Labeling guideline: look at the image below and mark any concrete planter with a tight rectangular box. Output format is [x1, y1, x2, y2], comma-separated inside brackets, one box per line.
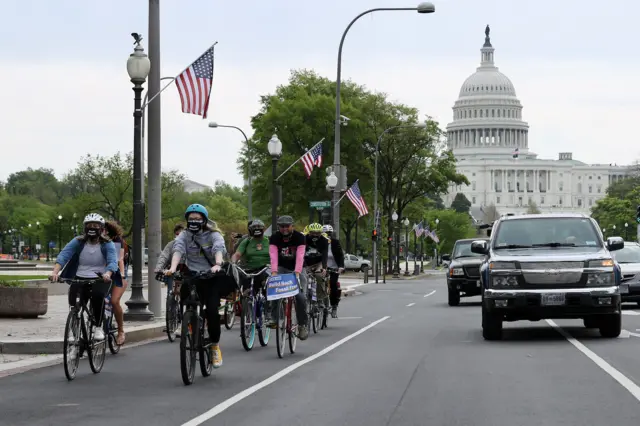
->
[0, 286, 48, 318]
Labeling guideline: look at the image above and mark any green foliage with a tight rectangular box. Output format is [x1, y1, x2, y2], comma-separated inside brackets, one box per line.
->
[0, 279, 24, 288]
[526, 200, 541, 214]
[589, 175, 640, 235]
[450, 193, 471, 213]
[420, 209, 477, 255]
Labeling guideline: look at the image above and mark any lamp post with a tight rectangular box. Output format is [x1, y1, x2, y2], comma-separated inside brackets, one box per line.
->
[392, 211, 399, 278]
[36, 221, 40, 260]
[124, 35, 153, 321]
[403, 217, 410, 276]
[625, 222, 629, 240]
[326, 171, 339, 226]
[413, 222, 419, 275]
[57, 215, 62, 257]
[209, 122, 253, 220]
[372, 123, 426, 284]
[268, 134, 283, 233]
[333, 2, 435, 233]
[433, 218, 440, 268]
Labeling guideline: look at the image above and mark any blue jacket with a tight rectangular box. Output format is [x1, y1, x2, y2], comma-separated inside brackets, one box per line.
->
[57, 237, 119, 279]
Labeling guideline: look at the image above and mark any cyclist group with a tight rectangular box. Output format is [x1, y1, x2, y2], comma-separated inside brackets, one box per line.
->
[49, 203, 346, 372]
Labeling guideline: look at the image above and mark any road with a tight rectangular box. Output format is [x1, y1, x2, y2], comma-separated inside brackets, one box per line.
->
[2, 278, 640, 425]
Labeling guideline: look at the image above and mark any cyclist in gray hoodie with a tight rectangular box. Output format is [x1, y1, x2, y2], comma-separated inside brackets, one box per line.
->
[165, 204, 236, 369]
[155, 223, 185, 296]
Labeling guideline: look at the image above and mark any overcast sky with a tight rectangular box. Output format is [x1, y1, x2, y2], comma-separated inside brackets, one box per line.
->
[1, 0, 637, 187]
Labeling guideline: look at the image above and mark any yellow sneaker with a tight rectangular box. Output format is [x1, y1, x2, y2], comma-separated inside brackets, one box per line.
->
[210, 345, 223, 368]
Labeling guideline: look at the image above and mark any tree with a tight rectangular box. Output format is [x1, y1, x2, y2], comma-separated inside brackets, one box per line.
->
[591, 196, 636, 231]
[5, 168, 61, 205]
[526, 200, 541, 214]
[450, 193, 471, 213]
[482, 203, 500, 224]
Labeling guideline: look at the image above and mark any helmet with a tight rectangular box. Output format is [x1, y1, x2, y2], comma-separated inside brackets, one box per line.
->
[276, 215, 294, 226]
[83, 213, 105, 225]
[322, 224, 333, 233]
[185, 204, 209, 221]
[308, 223, 323, 233]
[249, 219, 265, 232]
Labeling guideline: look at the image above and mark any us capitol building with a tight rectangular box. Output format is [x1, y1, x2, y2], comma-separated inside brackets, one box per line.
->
[443, 26, 630, 220]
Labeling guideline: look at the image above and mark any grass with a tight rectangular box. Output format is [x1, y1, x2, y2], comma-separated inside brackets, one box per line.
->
[0, 275, 49, 281]
[0, 279, 25, 288]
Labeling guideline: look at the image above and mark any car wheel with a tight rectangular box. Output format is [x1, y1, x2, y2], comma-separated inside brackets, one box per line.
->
[482, 303, 503, 340]
[360, 265, 368, 272]
[583, 317, 599, 328]
[599, 313, 621, 338]
[447, 287, 460, 306]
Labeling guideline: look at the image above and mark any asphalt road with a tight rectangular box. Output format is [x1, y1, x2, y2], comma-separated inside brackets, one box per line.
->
[2, 278, 640, 426]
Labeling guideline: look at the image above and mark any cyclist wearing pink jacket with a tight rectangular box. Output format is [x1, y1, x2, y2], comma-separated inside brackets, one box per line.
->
[268, 215, 309, 340]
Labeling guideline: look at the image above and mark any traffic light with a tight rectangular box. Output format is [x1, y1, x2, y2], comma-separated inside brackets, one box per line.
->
[372, 229, 378, 241]
[387, 236, 393, 245]
[636, 205, 640, 224]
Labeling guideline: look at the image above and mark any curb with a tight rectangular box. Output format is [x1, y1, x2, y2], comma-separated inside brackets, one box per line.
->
[0, 322, 166, 355]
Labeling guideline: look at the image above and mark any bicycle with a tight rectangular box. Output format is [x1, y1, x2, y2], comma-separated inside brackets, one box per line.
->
[305, 267, 321, 334]
[156, 271, 183, 342]
[308, 266, 330, 330]
[327, 267, 341, 320]
[235, 265, 270, 351]
[58, 274, 112, 381]
[103, 291, 121, 354]
[222, 287, 241, 330]
[266, 273, 301, 359]
[178, 269, 232, 386]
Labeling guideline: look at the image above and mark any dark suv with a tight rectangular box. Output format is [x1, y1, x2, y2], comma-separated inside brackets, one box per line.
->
[445, 238, 489, 306]
[470, 213, 624, 340]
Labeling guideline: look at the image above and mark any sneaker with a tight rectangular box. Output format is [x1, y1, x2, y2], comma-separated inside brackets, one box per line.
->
[93, 326, 105, 341]
[210, 345, 223, 368]
[331, 306, 338, 318]
[298, 325, 309, 340]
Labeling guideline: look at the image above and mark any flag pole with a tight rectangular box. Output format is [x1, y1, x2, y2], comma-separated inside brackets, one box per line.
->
[141, 41, 218, 110]
[275, 139, 324, 182]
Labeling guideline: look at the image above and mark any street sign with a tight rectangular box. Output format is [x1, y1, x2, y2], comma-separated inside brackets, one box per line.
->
[309, 201, 331, 209]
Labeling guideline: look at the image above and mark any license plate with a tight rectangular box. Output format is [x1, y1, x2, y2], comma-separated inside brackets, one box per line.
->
[541, 293, 565, 306]
[620, 284, 629, 294]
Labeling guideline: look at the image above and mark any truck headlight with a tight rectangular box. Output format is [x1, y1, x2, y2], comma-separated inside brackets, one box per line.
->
[450, 267, 464, 276]
[492, 276, 519, 288]
[586, 273, 615, 287]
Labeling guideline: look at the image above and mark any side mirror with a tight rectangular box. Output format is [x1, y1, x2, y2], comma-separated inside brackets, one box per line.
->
[471, 240, 489, 255]
[607, 236, 624, 252]
[441, 254, 451, 262]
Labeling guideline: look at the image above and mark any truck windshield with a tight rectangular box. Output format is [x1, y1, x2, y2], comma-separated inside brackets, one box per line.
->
[493, 217, 601, 249]
[453, 241, 485, 258]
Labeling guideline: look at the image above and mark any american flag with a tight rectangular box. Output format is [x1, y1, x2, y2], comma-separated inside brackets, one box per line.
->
[414, 222, 424, 237]
[512, 147, 519, 159]
[301, 143, 323, 178]
[175, 45, 215, 119]
[345, 181, 369, 217]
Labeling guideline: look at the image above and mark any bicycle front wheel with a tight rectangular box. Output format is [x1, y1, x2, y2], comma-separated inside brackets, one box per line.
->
[257, 297, 270, 347]
[275, 299, 286, 359]
[166, 295, 178, 342]
[224, 301, 236, 330]
[288, 298, 298, 354]
[240, 297, 256, 351]
[63, 309, 81, 381]
[180, 310, 198, 385]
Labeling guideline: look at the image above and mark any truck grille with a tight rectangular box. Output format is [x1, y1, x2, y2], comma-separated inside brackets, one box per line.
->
[622, 274, 637, 283]
[465, 266, 480, 278]
[519, 261, 584, 286]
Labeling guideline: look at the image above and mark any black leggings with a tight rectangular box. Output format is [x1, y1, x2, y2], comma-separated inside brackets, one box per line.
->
[329, 272, 341, 306]
[68, 278, 111, 328]
[181, 276, 237, 344]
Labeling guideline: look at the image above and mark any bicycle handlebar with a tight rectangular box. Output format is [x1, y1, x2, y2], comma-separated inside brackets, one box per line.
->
[234, 265, 268, 278]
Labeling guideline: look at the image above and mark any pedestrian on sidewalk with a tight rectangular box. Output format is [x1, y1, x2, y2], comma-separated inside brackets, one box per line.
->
[104, 220, 128, 345]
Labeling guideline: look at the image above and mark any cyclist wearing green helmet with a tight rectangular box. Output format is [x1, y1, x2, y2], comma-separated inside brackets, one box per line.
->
[231, 219, 270, 295]
[165, 203, 235, 369]
[304, 222, 330, 313]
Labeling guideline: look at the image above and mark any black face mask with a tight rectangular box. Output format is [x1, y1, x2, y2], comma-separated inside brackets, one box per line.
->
[187, 220, 204, 232]
[86, 229, 99, 238]
[253, 230, 264, 238]
[311, 237, 319, 242]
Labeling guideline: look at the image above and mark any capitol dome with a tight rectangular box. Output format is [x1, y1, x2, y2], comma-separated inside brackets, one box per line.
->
[446, 26, 530, 158]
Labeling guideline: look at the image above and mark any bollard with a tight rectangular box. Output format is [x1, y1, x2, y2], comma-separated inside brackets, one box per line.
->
[413, 264, 420, 275]
[363, 265, 369, 283]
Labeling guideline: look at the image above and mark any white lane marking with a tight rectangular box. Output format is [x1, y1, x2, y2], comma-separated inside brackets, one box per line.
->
[621, 310, 640, 315]
[546, 320, 640, 402]
[53, 403, 79, 407]
[406, 303, 416, 307]
[629, 331, 640, 338]
[424, 290, 436, 298]
[181, 316, 391, 426]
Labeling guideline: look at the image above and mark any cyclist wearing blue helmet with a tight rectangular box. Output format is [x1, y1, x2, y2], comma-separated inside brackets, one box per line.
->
[165, 203, 234, 368]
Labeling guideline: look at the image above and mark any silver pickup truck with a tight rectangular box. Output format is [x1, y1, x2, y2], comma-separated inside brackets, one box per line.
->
[471, 213, 623, 340]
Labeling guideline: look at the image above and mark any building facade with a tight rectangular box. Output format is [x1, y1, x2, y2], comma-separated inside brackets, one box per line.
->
[443, 26, 629, 220]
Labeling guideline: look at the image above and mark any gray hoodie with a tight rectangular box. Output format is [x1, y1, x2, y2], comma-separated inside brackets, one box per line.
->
[172, 227, 226, 273]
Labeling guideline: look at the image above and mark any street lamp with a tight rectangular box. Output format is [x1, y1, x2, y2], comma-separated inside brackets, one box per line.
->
[332, 2, 436, 233]
[434, 218, 440, 268]
[125, 35, 153, 321]
[57, 215, 62, 257]
[372, 122, 427, 283]
[36, 221, 40, 260]
[209, 122, 253, 220]
[625, 222, 629, 240]
[392, 211, 399, 278]
[268, 134, 283, 232]
[402, 217, 410, 276]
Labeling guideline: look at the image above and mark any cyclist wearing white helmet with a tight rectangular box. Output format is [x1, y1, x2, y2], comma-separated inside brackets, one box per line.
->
[323, 224, 345, 318]
[50, 213, 119, 341]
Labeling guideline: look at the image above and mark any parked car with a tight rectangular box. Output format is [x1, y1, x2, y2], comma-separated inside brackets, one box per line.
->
[610, 241, 640, 306]
[445, 238, 490, 306]
[471, 213, 623, 340]
[344, 254, 371, 272]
